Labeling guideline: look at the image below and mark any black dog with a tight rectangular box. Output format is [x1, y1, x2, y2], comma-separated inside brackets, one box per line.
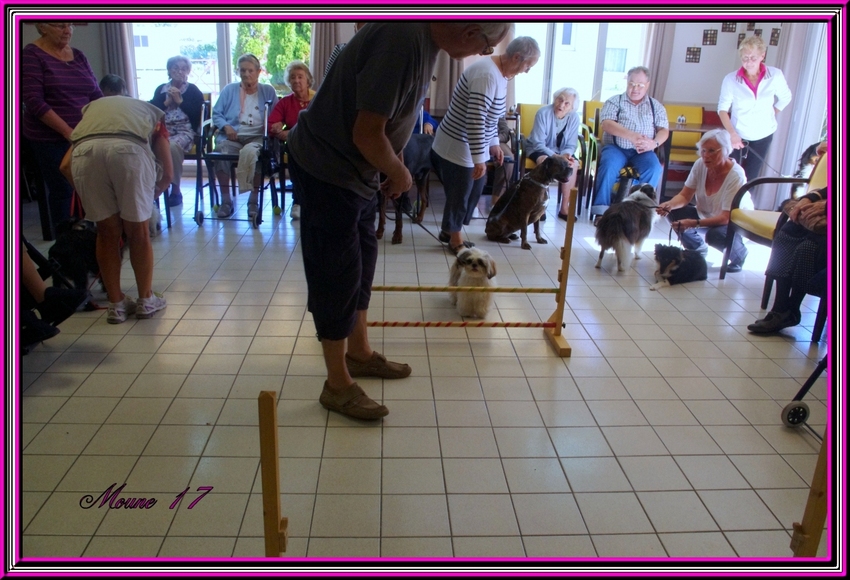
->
[485, 156, 572, 249]
[649, 243, 708, 290]
[48, 219, 99, 290]
[377, 133, 433, 244]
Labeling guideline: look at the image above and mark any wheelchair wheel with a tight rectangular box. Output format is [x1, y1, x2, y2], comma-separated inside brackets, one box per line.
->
[194, 211, 204, 226]
[252, 213, 261, 229]
[781, 401, 810, 428]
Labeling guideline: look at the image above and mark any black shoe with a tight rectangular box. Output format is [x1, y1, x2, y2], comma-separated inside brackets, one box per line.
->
[22, 310, 60, 352]
[37, 286, 90, 326]
[438, 230, 450, 244]
[168, 192, 183, 207]
[747, 310, 801, 333]
[557, 212, 569, 221]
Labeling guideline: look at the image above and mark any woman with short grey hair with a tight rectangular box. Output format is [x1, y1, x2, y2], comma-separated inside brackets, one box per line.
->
[432, 36, 541, 254]
[150, 55, 205, 207]
[525, 86, 581, 220]
[656, 129, 749, 272]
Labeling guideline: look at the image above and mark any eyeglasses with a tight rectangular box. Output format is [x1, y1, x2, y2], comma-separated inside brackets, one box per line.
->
[45, 23, 74, 30]
[479, 33, 494, 56]
[169, 66, 191, 73]
[741, 55, 762, 63]
[700, 148, 721, 156]
[627, 82, 647, 90]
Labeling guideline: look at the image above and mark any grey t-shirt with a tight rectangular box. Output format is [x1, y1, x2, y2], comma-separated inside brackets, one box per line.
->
[288, 23, 439, 199]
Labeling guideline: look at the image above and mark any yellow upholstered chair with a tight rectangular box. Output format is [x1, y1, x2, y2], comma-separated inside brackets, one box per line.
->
[720, 153, 827, 308]
[582, 100, 605, 138]
[664, 104, 704, 172]
[517, 103, 545, 179]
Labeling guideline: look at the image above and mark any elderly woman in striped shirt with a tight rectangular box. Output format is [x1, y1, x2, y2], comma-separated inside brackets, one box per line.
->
[430, 36, 540, 255]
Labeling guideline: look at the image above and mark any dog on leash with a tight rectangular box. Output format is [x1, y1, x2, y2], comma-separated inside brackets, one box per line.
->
[649, 243, 708, 290]
[377, 133, 433, 244]
[448, 247, 497, 318]
[791, 142, 822, 198]
[485, 156, 572, 250]
[48, 219, 100, 290]
[594, 183, 659, 272]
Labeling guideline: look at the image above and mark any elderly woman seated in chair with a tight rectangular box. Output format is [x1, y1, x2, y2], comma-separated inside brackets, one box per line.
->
[524, 87, 581, 220]
[656, 129, 748, 272]
[211, 53, 278, 219]
[747, 187, 827, 334]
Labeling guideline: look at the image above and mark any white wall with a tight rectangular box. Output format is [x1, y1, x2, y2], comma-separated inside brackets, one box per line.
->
[663, 22, 783, 108]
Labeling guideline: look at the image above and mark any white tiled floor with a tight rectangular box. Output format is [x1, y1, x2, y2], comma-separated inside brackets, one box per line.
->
[19, 177, 830, 559]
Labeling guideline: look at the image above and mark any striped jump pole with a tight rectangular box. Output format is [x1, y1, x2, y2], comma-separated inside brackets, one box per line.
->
[368, 188, 578, 357]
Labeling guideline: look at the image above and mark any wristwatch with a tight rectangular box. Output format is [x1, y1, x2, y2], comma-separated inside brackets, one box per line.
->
[654, 140, 659, 149]
[696, 218, 701, 228]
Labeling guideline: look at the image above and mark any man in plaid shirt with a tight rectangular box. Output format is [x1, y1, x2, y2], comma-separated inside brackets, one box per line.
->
[590, 66, 669, 216]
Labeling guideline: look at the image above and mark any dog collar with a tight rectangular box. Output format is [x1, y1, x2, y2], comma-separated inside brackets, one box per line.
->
[523, 176, 550, 189]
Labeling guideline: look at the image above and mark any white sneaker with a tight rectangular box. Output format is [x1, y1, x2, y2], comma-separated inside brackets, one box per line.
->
[136, 292, 167, 319]
[290, 204, 301, 220]
[107, 295, 137, 324]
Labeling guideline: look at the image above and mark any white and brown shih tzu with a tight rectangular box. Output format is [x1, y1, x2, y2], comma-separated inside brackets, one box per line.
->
[448, 247, 497, 319]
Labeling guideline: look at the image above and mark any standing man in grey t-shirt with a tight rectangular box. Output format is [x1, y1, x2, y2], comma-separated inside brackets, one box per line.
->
[287, 22, 509, 420]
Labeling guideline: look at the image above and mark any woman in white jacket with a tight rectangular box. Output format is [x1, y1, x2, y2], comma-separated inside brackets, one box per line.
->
[717, 35, 792, 183]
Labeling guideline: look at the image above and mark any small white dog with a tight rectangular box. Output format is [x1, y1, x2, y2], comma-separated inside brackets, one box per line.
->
[149, 204, 162, 238]
[448, 247, 497, 318]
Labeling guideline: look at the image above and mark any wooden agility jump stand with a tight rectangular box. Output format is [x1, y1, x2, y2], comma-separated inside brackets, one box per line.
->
[369, 188, 578, 357]
[257, 391, 288, 556]
[790, 431, 829, 556]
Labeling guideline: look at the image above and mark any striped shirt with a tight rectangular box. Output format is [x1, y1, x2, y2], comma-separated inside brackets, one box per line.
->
[600, 93, 668, 150]
[22, 44, 102, 142]
[432, 57, 506, 167]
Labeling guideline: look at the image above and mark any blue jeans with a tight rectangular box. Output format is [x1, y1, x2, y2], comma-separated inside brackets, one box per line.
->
[668, 206, 748, 266]
[591, 144, 663, 214]
[35, 140, 74, 228]
[430, 149, 486, 233]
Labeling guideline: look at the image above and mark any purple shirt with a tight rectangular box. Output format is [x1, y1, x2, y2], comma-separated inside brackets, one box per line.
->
[22, 43, 102, 142]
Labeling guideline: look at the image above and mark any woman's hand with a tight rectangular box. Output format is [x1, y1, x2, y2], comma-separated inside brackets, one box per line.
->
[672, 219, 699, 232]
[168, 86, 183, 106]
[729, 131, 744, 150]
[489, 144, 504, 166]
[788, 197, 812, 223]
[472, 162, 487, 180]
[797, 199, 826, 222]
[423, 123, 434, 135]
[270, 122, 286, 140]
[656, 201, 673, 217]
[222, 125, 238, 141]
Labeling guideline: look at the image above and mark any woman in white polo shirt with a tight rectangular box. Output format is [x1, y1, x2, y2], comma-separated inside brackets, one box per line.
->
[717, 35, 792, 183]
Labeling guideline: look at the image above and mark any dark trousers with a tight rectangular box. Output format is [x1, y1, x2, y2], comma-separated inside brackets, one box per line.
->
[667, 206, 748, 265]
[288, 152, 378, 341]
[34, 140, 75, 231]
[731, 133, 773, 183]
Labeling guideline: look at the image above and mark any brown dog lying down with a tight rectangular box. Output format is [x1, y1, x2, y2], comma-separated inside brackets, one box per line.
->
[485, 156, 572, 249]
[377, 133, 433, 244]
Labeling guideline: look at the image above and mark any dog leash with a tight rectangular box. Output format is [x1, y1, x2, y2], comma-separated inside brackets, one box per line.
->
[740, 141, 790, 177]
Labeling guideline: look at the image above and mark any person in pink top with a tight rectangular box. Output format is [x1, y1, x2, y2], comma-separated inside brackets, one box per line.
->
[22, 22, 102, 233]
[717, 35, 792, 183]
[269, 61, 316, 220]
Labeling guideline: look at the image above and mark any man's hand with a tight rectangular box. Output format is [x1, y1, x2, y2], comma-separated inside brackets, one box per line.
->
[380, 165, 413, 198]
[472, 162, 487, 180]
[423, 123, 434, 135]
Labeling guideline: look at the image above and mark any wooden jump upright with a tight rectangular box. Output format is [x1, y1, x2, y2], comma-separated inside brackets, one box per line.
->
[257, 391, 288, 556]
[369, 188, 579, 357]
